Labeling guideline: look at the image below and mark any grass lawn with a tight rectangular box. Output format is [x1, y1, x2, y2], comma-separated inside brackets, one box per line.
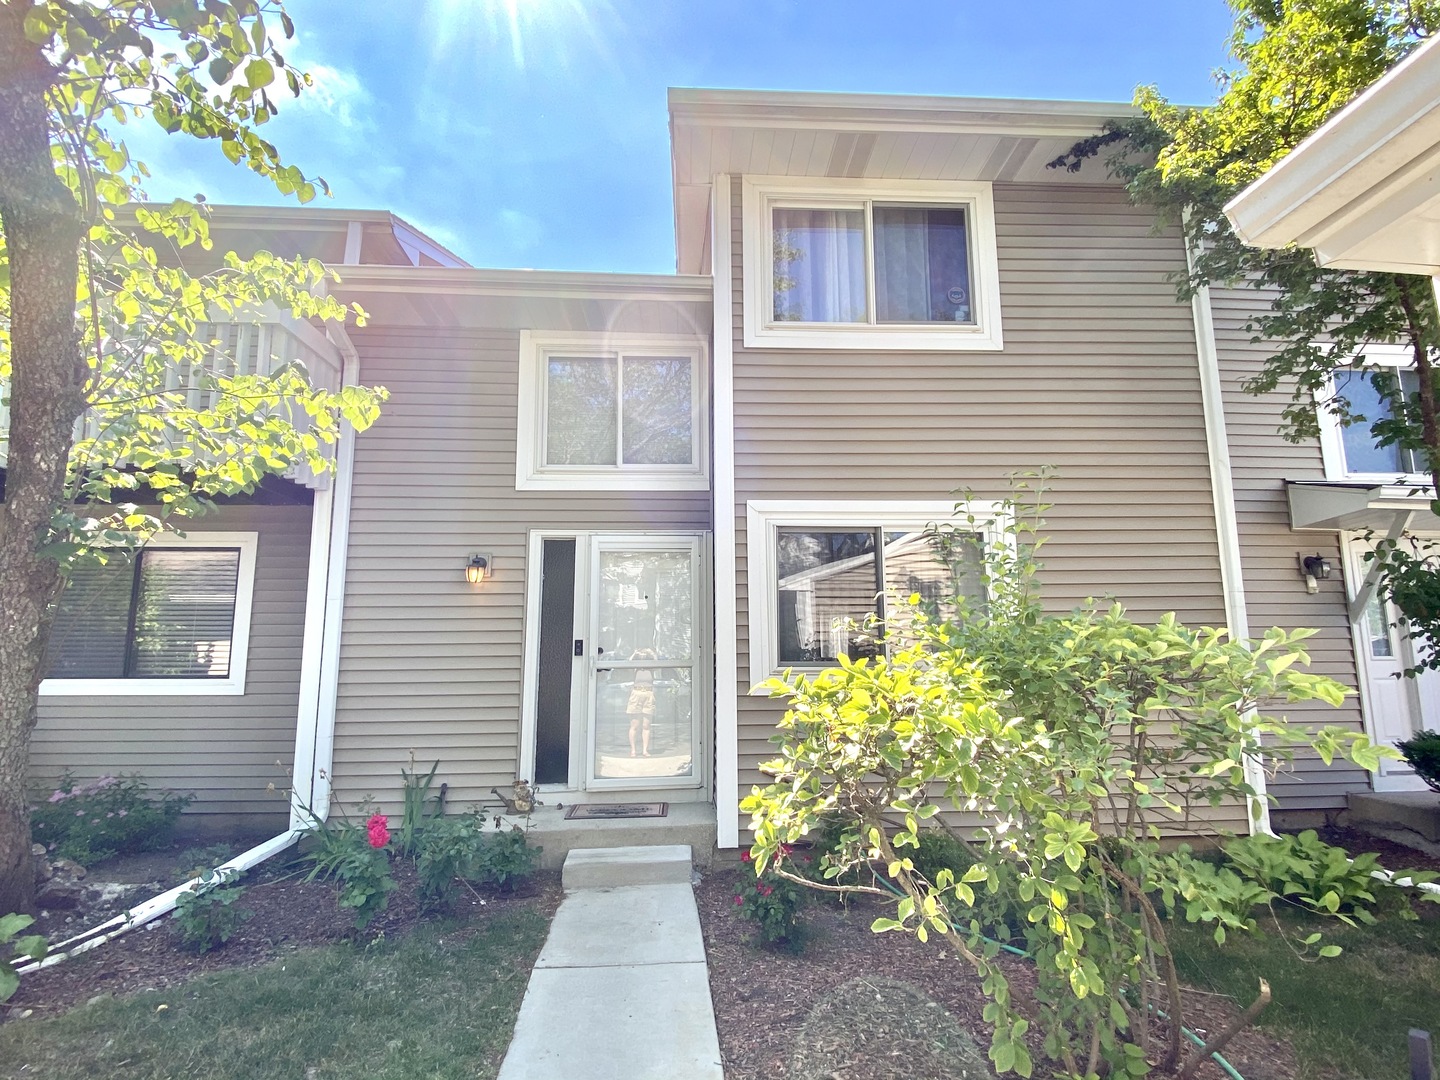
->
[1170, 905, 1440, 1080]
[0, 907, 548, 1080]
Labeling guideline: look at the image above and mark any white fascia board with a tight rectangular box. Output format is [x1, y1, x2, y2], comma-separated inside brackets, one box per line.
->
[332, 266, 713, 302]
[667, 87, 1135, 137]
[1224, 35, 1440, 252]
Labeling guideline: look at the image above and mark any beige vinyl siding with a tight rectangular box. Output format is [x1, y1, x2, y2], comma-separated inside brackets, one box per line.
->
[1210, 284, 1369, 812]
[332, 301, 711, 815]
[30, 502, 312, 820]
[731, 179, 1244, 836]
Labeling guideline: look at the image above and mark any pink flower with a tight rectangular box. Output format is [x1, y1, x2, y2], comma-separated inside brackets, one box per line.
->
[365, 813, 390, 849]
[48, 790, 67, 804]
[757, 883, 773, 897]
[740, 850, 751, 862]
[733, 895, 744, 906]
[117, 809, 127, 817]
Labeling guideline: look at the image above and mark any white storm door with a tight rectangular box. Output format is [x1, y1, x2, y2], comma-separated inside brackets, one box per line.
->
[585, 535, 703, 790]
[1349, 539, 1430, 790]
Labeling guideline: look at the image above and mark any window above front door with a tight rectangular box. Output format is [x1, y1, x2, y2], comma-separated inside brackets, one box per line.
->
[516, 331, 710, 491]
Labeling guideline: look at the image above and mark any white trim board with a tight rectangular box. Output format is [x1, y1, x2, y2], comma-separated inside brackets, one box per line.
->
[40, 530, 260, 698]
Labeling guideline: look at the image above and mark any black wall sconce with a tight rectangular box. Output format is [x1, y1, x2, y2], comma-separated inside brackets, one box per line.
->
[465, 553, 492, 585]
[1298, 552, 1332, 595]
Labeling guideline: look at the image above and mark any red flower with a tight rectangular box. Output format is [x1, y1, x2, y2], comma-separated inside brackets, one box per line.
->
[740, 850, 751, 862]
[365, 813, 391, 849]
[733, 895, 745, 906]
[780, 844, 793, 856]
[757, 883, 773, 897]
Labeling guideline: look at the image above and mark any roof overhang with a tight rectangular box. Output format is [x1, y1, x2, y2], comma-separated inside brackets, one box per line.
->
[1286, 479, 1440, 531]
[1224, 35, 1440, 274]
[667, 87, 1136, 274]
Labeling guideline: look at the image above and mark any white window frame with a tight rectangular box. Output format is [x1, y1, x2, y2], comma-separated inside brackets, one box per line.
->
[741, 176, 1004, 352]
[745, 499, 1010, 689]
[1317, 343, 1432, 485]
[516, 331, 710, 491]
[40, 531, 260, 697]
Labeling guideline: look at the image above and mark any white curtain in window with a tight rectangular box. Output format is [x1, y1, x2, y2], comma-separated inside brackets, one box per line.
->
[772, 208, 866, 323]
[873, 207, 931, 322]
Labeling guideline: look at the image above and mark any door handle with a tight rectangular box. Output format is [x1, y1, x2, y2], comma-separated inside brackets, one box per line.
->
[596, 668, 613, 674]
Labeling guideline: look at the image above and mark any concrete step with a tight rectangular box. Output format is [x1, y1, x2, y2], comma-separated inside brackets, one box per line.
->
[562, 844, 692, 891]
[1349, 790, 1440, 843]
[491, 802, 717, 870]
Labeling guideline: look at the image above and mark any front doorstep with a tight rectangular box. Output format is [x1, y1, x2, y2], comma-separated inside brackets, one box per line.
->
[1348, 789, 1440, 843]
[490, 802, 718, 870]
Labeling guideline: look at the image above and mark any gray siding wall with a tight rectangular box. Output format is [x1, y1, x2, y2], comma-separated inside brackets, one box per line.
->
[333, 298, 712, 815]
[1211, 284, 1369, 812]
[730, 180, 1247, 835]
[31, 502, 313, 820]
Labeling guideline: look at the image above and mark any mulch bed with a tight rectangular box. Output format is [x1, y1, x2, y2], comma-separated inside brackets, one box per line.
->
[696, 869, 1300, 1080]
[7, 849, 562, 1022]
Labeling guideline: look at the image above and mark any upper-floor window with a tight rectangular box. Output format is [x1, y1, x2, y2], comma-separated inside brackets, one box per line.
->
[741, 178, 1003, 351]
[40, 532, 259, 697]
[516, 332, 709, 491]
[1318, 345, 1430, 483]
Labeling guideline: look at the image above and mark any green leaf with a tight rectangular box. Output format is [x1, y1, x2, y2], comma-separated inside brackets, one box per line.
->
[245, 58, 275, 89]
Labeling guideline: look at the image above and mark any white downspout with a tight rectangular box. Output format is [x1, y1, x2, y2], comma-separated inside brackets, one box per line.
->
[711, 174, 740, 850]
[1186, 242, 1273, 836]
[16, 326, 363, 975]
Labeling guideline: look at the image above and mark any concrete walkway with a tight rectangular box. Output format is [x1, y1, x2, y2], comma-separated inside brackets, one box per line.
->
[496, 845, 725, 1080]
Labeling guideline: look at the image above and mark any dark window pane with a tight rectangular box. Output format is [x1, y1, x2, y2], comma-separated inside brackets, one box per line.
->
[45, 559, 134, 677]
[622, 357, 692, 465]
[873, 205, 972, 324]
[129, 549, 241, 678]
[776, 529, 881, 664]
[546, 356, 617, 465]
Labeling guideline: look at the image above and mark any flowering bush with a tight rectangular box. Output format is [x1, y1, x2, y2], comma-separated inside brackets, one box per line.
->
[734, 847, 807, 947]
[30, 772, 193, 864]
[303, 810, 397, 931]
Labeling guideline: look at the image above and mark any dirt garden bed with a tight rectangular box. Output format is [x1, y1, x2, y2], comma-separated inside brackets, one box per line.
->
[6, 841, 562, 1022]
[696, 868, 1301, 1080]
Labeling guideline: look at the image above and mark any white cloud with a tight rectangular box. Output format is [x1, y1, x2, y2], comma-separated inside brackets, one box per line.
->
[496, 208, 543, 256]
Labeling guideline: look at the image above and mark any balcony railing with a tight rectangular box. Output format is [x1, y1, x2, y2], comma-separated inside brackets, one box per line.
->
[1, 308, 345, 491]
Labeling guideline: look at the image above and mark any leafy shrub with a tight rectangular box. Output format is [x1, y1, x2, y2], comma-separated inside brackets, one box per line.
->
[1222, 830, 1436, 924]
[735, 850, 807, 948]
[414, 813, 488, 911]
[742, 480, 1391, 1079]
[31, 772, 193, 865]
[303, 811, 397, 931]
[1396, 729, 1440, 793]
[174, 871, 252, 952]
[1, 914, 47, 1003]
[476, 825, 540, 891]
[397, 756, 445, 857]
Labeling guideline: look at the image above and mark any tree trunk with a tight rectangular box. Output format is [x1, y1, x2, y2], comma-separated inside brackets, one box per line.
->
[0, 6, 89, 914]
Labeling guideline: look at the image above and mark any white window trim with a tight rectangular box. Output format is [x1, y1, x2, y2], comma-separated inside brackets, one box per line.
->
[40, 530, 260, 697]
[745, 499, 1010, 690]
[741, 176, 1004, 352]
[516, 330, 710, 491]
[1318, 343, 1432, 485]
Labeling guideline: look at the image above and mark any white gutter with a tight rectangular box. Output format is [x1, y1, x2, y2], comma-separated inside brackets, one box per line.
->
[711, 174, 740, 851]
[14, 324, 364, 976]
[1186, 237, 1273, 837]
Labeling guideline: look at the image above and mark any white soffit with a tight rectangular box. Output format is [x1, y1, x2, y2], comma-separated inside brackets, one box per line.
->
[1224, 35, 1440, 275]
[668, 88, 1136, 274]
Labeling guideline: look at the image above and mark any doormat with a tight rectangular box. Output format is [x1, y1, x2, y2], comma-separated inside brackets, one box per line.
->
[564, 802, 669, 820]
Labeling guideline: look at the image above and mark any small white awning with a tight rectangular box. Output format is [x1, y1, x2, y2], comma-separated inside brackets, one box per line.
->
[1286, 479, 1440, 531]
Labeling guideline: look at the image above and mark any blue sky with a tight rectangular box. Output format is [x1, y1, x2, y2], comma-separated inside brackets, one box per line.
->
[126, 1, 1238, 273]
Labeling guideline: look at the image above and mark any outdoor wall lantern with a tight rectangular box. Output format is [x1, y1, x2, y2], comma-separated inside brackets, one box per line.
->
[1298, 553, 1332, 595]
[465, 553, 492, 585]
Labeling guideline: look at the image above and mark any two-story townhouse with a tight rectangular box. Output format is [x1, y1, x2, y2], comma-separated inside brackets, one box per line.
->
[12, 86, 1404, 864]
